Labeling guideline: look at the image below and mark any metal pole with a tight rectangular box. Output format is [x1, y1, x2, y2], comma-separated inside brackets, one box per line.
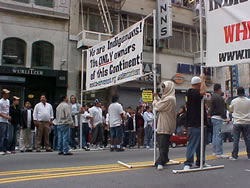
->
[230, 66, 234, 100]
[199, 0, 204, 169]
[80, 50, 84, 150]
[153, 9, 157, 164]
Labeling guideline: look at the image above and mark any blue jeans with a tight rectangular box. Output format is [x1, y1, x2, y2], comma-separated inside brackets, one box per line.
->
[57, 125, 70, 154]
[144, 126, 153, 147]
[211, 118, 224, 155]
[52, 125, 58, 151]
[7, 124, 18, 152]
[232, 124, 250, 159]
[184, 127, 207, 167]
[129, 131, 136, 147]
[69, 127, 76, 149]
[81, 123, 89, 147]
[0, 122, 8, 152]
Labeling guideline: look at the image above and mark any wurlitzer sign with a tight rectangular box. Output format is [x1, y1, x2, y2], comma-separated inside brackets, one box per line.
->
[157, 0, 172, 39]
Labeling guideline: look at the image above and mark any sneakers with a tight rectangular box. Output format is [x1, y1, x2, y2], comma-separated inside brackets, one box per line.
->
[64, 152, 73, 156]
[212, 153, 216, 156]
[157, 165, 163, 171]
[58, 152, 63, 155]
[146, 146, 150, 149]
[116, 148, 125, 152]
[46, 149, 53, 152]
[216, 154, 229, 159]
[110, 147, 114, 152]
[6, 151, 11, 154]
[0, 152, 5, 155]
[229, 157, 238, 161]
[183, 165, 191, 170]
[203, 163, 211, 167]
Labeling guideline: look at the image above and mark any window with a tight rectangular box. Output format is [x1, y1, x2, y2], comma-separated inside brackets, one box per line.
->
[89, 14, 105, 33]
[169, 30, 184, 51]
[2, 38, 26, 66]
[32, 41, 54, 68]
[12, 0, 29, 3]
[35, 0, 53, 8]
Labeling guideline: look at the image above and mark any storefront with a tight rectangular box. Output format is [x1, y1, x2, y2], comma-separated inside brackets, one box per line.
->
[0, 66, 67, 108]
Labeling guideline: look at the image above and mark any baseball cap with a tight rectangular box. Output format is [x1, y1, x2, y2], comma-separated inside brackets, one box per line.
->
[2, 89, 10, 94]
[13, 96, 20, 100]
[95, 99, 101, 104]
[191, 76, 201, 85]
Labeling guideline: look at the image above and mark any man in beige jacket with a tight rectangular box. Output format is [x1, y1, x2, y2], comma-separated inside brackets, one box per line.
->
[153, 81, 176, 170]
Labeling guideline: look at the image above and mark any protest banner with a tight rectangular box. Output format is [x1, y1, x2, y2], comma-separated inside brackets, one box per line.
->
[205, 0, 250, 67]
[86, 20, 144, 91]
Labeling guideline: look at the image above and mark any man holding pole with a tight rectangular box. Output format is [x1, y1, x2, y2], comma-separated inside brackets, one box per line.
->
[183, 74, 210, 170]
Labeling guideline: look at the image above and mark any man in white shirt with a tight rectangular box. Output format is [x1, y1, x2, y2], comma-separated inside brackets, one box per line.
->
[20, 101, 35, 152]
[108, 95, 125, 152]
[229, 87, 250, 160]
[88, 99, 104, 148]
[0, 89, 11, 155]
[79, 104, 90, 150]
[33, 95, 54, 152]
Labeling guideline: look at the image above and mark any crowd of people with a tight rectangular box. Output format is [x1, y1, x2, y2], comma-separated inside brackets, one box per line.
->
[0, 74, 249, 171]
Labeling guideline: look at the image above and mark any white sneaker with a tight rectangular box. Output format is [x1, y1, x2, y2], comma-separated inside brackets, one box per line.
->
[216, 154, 229, 159]
[229, 157, 238, 161]
[203, 163, 211, 167]
[146, 146, 150, 149]
[157, 165, 163, 171]
[6, 151, 11, 154]
[183, 165, 191, 170]
[0, 152, 5, 155]
[212, 152, 216, 156]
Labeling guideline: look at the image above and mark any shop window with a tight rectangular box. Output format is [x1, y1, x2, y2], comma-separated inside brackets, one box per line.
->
[12, 0, 29, 3]
[2, 38, 26, 66]
[32, 41, 54, 69]
[34, 0, 53, 8]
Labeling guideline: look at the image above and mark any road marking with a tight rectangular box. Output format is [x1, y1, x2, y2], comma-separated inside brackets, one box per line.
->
[0, 152, 247, 184]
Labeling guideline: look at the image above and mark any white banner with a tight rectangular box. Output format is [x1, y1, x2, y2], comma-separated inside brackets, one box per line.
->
[205, 0, 250, 67]
[86, 20, 144, 91]
[157, 0, 172, 39]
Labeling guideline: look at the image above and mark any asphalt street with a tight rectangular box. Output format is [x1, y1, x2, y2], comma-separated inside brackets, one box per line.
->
[0, 142, 249, 188]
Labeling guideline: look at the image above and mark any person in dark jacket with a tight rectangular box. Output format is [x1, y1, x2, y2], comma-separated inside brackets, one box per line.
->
[210, 83, 229, 159]
[127, 110, 136, 148]
[7, 96, 21, 153]
[176, 106, 186, 135]
[136, 105, 144, 148]
[19, 101, 35, 152]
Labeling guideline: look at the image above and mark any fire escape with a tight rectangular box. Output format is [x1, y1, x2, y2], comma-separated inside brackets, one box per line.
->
[77, 0, 126, 48]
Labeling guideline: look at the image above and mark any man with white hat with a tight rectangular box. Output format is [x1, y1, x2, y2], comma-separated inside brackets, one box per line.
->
[0, 89, 11, 155]
[183, 74, 210, 170]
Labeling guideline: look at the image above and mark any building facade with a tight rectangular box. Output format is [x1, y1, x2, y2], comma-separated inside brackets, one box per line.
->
[69, 0, 226, 109]
[0, 0, 70, 106]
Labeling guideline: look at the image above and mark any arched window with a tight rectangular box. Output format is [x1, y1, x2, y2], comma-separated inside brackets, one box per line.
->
[32, 41, 54, 68]
[34, 0, 53, 8]
[2, 38, 26, 66]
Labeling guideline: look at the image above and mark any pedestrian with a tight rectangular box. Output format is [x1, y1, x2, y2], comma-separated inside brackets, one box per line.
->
[51, 103, 59, 151]
[127, 110, 136, 148]
[69, 95, 81, 149]
[153, 81, 176, 170]
[108, 95, 125, 152]
[143, 106, 154, 149]
[210, 83, 229, 158]
[8, 96, 21, 154]
[0, 89, 11, 155]
[19, 101, 35, 152]
[183, 75, 210, 170]
[229, 87, 250, 160]
[88, 99, 104, 149]
[176, 106, 186, 135]
[56, 96, 74, 155]
[79, 104, 90, 150]
[33, 95, 53, 152]
[101, 105, 109, 148]
[136, 105, 144, 148]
